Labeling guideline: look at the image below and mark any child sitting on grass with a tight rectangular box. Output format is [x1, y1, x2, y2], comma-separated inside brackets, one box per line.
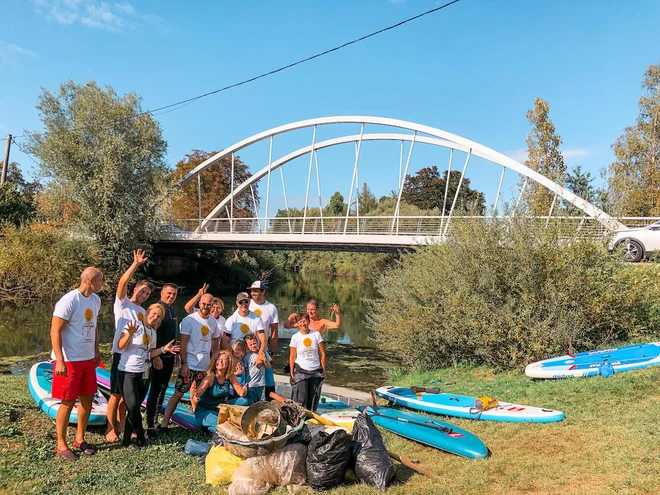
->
[244, 333, 271, 404]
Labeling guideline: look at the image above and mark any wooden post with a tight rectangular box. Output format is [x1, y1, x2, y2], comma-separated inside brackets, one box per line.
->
[1, 134, 11, 186]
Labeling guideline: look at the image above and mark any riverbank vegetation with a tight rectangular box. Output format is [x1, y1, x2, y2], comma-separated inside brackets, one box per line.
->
[368, 218, 660, 370]
[1, 363, 657, 494]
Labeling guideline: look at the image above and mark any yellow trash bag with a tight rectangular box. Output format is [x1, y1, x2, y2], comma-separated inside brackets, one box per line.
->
[205, 445, 245, 487]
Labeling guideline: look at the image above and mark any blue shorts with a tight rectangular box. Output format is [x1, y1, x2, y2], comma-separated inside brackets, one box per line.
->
[247, 386, 264, 404]
[265, 367, 275, 387]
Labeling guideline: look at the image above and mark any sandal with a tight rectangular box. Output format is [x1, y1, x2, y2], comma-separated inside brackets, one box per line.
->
[55, 447, 79, 461]
[72, 440, 97, 455]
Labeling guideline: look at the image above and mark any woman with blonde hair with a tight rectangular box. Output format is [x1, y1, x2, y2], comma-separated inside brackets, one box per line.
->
[118, 303, 180, 449]
[191, 350, 249, 430]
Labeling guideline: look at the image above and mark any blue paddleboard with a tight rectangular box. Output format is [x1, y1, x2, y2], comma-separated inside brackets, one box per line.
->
[525, 342, 660, 379]
[358, 405, 488, 459]
[376, 386, 564, 423]
[29, 362, 107, 426]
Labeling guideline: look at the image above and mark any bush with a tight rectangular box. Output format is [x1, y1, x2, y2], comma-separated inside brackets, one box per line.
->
[367, 218, 660, 370]
[0, 224, 101, 301]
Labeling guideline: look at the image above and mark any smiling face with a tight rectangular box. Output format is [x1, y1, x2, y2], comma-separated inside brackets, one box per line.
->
[237, 298, 250, 315]
[250, 288, 266, 304]
[210, 299, 224, 319]
[199, 294, 213, 318]
[160, 285, 178, 305]
[232, 342, 246, 360]
[133, 284, 152, 305]
[306, 303, 319, 320]
[296, 313, 311, 332]
[146, 307, 164, 329]
[245, 337, 259, 353]
[215, 352, 231, 372]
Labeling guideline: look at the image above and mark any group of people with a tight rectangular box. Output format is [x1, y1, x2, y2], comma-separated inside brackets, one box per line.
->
[49, 250, 342, 461]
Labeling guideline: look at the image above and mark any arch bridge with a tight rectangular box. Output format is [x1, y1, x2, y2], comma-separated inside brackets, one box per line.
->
[159, 116, 627, 251]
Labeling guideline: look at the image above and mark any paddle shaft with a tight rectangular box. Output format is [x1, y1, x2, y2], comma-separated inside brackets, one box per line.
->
[389, 452, 443, 480]
[369, 406, 452, 434]
[269, 392, 338, 427]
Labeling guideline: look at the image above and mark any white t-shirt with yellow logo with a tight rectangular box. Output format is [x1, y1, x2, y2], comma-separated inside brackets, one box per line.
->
[180, 312, 219, 371]
[224, 310, 265, 346]
[51, 289, 101, 362]
[249, 300, 279, 341]
[290, 331, 323, 371]
[118, 322, 156, 373]
[112, 296, 147, 354]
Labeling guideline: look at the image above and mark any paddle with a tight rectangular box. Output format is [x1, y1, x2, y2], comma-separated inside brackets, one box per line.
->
[389, 452, 443, 480]
[366, 404, 455, 435]
[269, 392, 339, 427]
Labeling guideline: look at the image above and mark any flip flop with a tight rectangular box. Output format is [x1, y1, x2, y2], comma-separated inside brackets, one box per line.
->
[73, 440, 97, 455]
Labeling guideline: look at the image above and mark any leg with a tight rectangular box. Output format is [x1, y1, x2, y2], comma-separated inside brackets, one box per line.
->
[194, 407, 219, 429]
[121, 372, 142, 446]
[105, 353, 122, 441]
[160, 390, 183, 427]
[75, 395, 93, 445]
[291, 379, 309, 409]
[146, 358, 174, 428]
[229, 397, 249, 406]
[307, 376, 324, 412]
[264, 366, 275, 401]
[55, 400, 75, 451]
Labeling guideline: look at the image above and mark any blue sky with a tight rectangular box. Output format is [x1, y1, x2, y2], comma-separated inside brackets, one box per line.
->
[2, 0, 659, 214]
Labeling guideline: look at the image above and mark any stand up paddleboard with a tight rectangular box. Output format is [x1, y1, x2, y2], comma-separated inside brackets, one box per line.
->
[314, 399, 360, 430]
[95, 366, 198, 430]
[525, 342, 660, 379]
[28, 362, 107, 426]
[359, 405, 488, 459]
[375, 386, 564, 423]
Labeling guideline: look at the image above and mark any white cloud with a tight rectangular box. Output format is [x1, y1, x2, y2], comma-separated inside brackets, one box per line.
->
[0, 42, 38, 65]
[32, 0, 162, 32]
[506, 148, 591, 164]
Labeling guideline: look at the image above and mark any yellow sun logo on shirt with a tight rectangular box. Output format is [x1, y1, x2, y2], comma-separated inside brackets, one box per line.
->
[303, 337, 312, 347]
[254, 309, 263, 316]
[84, 309, 93, 321]
[240, 323, 250, 334]
[137, 312, 144, 322]
[201, 325, 210, 336]
[142, 333, 151, 346]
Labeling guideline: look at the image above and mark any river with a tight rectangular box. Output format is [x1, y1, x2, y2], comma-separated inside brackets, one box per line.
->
[0, 271, 398, 391]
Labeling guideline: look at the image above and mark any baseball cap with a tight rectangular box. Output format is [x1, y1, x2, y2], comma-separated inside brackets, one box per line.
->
[247, 281, 267, 291]
[236, 292, 250, 303]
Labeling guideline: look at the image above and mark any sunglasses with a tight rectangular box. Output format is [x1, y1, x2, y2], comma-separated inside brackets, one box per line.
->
[238, 300, 250, 305]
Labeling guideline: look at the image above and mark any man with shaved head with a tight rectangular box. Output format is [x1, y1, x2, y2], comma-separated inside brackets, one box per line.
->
[50, 266, 103, 461]
[158, 292, 220, 432]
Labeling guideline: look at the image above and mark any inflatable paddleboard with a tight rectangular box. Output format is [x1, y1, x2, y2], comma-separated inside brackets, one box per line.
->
[525, 342, 660, 379]
[29, 362, 107, 426]
[315, 400, 360, 430]
[375, 386, 564, 423]
[96, 366, 198, 430]
[359, 405, 488, 459]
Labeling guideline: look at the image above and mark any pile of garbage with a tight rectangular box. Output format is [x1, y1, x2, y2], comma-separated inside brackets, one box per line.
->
[196, 399, 395, 494]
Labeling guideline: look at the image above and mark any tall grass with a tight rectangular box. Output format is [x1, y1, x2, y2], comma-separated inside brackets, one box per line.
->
[367, 218, 660, 370]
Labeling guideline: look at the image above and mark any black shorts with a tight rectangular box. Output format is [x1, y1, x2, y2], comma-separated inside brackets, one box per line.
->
[109, 352, 122, 395]
[174, 369, 205, 394]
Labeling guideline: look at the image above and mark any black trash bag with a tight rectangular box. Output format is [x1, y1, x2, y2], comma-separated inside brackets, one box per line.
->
[287, 423, 312, 446]
[351, 413, 395, 491]
[306, 429, 353, 491]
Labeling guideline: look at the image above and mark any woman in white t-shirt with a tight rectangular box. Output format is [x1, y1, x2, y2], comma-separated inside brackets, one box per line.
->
[117, 303, 179, 449]
[289, 312, 326, 411]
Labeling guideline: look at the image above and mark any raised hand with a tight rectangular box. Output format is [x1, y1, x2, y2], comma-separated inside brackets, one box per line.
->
[125, 320, 139, 336]
[134, 249, 148, 265]
[330, 303, 340, 314]
[287, 312, 299, 325]
[197, 283, 209, 297]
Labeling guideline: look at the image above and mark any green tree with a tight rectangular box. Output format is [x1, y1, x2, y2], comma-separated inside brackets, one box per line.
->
[25, 81, 169, 273]
[0, 163, 38, 225]
[356, 183, 378, 215]
[609, 63, 660, 216]
[325, 191, 347, 216]
[520, 98, 566, 215]
[402, 167, 486, 214]
[564, 165, 595, 215]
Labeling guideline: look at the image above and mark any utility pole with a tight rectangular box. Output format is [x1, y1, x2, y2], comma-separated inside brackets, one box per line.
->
[1, 134, 11, 186]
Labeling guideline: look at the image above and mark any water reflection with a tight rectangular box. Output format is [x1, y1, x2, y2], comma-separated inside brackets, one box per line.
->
[0, 272, 377, 357]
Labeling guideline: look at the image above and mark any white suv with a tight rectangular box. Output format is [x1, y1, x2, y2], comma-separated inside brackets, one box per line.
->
[609, 220, 660, 262]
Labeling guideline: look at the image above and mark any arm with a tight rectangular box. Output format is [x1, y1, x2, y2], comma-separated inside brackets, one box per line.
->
[321, 303, 341, 330]
[179, 334, 190, 376]
[94, 325, 100, 365]
[117, 321, 139, 350]
[257, 331, 267, 357]
[221, 333, 231, 351]
[184, 283, 209, 315]
[191, 374, 213, 411]
[50, 316, 68, 376]
[318, 341, 326, 376]
[289, 347, 297, 384]
[283, 313, 298, 329]
[229, 374, 247, 397]
[116, 249, 148, 301]
[149, 339, 180, 359]
[269, 323, 278, 354]
[212, 337, 220, 355]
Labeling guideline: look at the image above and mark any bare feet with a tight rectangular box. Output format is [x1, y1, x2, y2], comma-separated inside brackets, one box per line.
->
[105, 432, 120, 443]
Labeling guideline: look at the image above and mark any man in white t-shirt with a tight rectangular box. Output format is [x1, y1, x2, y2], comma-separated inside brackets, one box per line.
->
[222, 292, 266, 356]
[106, 249, 154, 443]
[159, 293, 220, 432]
[50, 266, 103, 461]
[247, 281, 279, 400]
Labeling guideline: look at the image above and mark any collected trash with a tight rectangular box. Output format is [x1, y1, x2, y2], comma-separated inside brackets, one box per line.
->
[306, 428, 353, 491]
[205, 445, 245, 487]
[184, 439, 211, 457]
[351, 413, 395, 491]
[228, 443, 308, 495]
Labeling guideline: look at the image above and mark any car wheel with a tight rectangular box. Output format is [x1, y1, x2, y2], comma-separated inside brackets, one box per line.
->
[618, 240, 644, 262]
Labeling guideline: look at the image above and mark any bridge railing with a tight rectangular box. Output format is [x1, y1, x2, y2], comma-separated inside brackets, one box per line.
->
[160, 216, 658, 238]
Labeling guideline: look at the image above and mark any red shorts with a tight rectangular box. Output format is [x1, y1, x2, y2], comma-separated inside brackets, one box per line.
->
[51, 359, 97, 401]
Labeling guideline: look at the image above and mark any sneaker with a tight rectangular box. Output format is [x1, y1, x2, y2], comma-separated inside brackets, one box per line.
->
[72, 440, 97, 455]
[55, 447, 79, 461]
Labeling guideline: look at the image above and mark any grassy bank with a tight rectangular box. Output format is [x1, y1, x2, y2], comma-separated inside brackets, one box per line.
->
[1, 362, 658, 494]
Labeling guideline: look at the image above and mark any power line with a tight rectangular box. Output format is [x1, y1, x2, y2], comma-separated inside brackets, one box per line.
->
[10, 137, 41, 167]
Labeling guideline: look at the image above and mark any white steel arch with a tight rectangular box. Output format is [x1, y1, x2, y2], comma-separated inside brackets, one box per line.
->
[181, 116, 624, 232]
